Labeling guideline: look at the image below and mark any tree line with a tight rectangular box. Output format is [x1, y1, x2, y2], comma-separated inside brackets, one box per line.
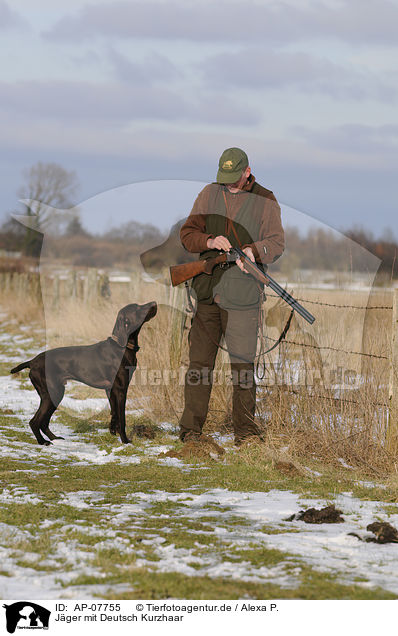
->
[0, 162, 396, 276]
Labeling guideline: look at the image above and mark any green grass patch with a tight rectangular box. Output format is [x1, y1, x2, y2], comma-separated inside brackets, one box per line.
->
[67, 567, 397, 600]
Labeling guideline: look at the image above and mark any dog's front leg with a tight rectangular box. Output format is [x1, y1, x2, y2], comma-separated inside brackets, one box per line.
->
[106, 388, 117, 436]
[116, 389, 130, 444]
[109, 383, 130, 444]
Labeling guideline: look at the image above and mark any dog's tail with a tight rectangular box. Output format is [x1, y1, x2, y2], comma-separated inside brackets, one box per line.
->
[10, 360, 31, 374]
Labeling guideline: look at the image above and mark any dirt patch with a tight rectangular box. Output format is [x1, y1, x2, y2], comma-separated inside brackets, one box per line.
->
[350, 522, 398, 544]
[159, 435, 225, 461]
[287, 504, 344, 524]
[130, 423, 158, 439]
[275, 460, 303, 476]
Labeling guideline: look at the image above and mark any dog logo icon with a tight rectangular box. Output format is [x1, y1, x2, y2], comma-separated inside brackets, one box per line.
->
[3, 602, 51, 633]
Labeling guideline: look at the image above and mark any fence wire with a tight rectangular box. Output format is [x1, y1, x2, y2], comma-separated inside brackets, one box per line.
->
[263, 334, 389, 360]
[260, 289, 393, 411]
[265, 291, 392, 310]
[257, 383, 388, 409]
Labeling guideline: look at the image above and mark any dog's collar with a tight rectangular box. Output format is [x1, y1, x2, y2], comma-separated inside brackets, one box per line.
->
[110, 335, 140, 352]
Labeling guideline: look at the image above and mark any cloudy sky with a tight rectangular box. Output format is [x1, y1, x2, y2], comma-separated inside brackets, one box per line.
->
[1, 0, 397, 235]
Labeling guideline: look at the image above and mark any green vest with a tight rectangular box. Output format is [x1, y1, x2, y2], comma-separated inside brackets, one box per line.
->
[191, 185, 264, 310]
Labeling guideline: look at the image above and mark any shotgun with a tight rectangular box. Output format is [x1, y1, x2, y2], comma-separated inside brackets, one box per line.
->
[169, 247, 315, 325]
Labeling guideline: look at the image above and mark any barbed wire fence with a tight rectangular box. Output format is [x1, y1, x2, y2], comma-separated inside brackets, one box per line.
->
[1, 268, 397, 448]
[250, 288, 398, 451]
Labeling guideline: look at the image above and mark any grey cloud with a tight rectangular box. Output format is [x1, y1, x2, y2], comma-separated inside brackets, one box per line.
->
[292, 123, 398, 156]
[0, 80, 188, 123]
[200, 48, 397, 101]
[0, 79, 260, 125]
[108, 48, 181, 85]
[0, 0, 29, 30]
[189, 92, 262, 126]
[43, 0, 398, 45]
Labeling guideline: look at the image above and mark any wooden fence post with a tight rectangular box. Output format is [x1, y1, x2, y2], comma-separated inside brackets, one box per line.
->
[388, 288, 398, 454]
[67, 270, 77, 300]
[97, 272, 111, 300]
[52, 275, 60, 309]
[82, 268, 98, 304]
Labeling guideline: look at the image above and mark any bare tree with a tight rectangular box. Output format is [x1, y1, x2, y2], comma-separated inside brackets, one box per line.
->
[17, 162, 80, 256]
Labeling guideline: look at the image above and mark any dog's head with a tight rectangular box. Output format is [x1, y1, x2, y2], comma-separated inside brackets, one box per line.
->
[112, 301, 157, 347]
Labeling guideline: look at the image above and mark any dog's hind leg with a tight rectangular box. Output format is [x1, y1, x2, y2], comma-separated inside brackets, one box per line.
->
[29, 410, 51, 445]
[29, 369, 65, 444]
[40, 384, 65, 441]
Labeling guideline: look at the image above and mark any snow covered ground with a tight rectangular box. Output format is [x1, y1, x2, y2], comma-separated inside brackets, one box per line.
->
[1, 316, 398, 599]
[1, 472, 398, 598]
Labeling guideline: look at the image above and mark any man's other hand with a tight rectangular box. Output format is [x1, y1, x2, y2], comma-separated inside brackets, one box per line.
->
[206, 235, 232, 251]
[236, 246, 255, 274]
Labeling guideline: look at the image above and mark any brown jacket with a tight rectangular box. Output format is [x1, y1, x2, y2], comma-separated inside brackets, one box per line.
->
[180, 174, 284, 264]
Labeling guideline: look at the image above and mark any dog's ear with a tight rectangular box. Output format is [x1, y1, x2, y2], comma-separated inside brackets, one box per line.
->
[112, 311, 128, 347]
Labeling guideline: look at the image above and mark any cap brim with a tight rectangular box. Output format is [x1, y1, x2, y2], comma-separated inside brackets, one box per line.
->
[216, 169, 243, 184]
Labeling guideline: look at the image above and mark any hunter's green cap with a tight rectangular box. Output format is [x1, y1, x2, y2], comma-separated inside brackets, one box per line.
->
[216, 147, 249, 184]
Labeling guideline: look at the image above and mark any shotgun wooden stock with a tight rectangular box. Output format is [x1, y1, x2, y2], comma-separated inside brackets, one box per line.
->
[170, 246, 316, 325]
[170, 253, 227, 287]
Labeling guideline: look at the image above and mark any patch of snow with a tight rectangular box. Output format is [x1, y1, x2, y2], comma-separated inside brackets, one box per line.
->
[144, 444, 170, 455]
[304, 467, 322, 477]
[12, 336, 34, 344]
[177, 489, 398, 594]
[0, 354, 29, 363]
[61, 396, 109, 414]
[338, 458, 355, 469]
[59, 491, 105, 509]
[0, 376, 40, 414]
[47, 436, 140, 466]
[134, 539, 300, 588]
[0, 487, 42, 506]
[355, 480, 387, 490]
[158, 421, 177, 432]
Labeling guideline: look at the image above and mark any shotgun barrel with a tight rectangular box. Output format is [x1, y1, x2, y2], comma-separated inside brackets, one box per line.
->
[231, 247, 315, 325]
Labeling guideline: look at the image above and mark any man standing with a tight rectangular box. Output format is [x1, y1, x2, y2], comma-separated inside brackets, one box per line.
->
[179, 148, 284, 446]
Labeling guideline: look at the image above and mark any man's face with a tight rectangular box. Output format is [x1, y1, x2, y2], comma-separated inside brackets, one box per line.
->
[225, 167, 250, 193]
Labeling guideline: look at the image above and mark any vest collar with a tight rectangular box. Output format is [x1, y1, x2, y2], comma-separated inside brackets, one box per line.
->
[220, 173, 256, 194]
[243, 173, 256, 192]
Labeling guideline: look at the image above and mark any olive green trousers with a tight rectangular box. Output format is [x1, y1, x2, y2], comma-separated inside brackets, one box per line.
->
[179, 301, 261, 444]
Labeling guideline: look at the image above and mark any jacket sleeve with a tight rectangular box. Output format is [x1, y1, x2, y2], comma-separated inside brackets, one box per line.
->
[243, 193, 284, 264]
[180, 186, 214, 253]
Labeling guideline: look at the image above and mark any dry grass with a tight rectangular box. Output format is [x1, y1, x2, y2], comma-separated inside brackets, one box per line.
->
[0, 272, 396, 475]
[0, 291, 44, 325]
[254, 286, 392, 474]
[255, 386, 390, 476]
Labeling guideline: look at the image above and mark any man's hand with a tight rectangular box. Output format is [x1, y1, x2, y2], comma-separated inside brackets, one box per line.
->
[206, 235, 232, 251]
[236, 246, 255, 274]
